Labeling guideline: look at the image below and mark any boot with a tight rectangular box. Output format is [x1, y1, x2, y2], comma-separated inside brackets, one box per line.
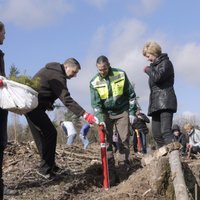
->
[4, 186, 18, 196]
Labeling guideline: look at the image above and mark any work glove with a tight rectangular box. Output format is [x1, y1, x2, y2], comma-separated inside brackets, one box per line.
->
[83, 112, 97, 124]
[0, 79, 4, 87]
[129, 115, 135, 125]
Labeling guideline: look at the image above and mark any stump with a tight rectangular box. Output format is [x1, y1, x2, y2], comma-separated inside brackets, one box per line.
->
[169, 150, 189, 200]
[142, 143, 189, 200]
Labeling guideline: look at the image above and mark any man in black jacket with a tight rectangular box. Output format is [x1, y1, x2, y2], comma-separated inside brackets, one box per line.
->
[172, 124, 186, 154]
[0, 21, 7, 200]
[26, 58, 96, 178]
[0, 21, 18, 198]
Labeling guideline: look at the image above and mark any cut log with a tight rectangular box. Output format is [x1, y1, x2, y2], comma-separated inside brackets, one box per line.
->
[169, 150, 189, 200]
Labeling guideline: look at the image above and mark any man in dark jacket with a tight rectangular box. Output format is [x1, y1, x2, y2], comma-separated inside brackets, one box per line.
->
[172, 124, 186, 154]
[143, 41, 177, 148]
[26, 58, 96, 178]
[132, 108, 150, 154]
[0, 21, 7, 200]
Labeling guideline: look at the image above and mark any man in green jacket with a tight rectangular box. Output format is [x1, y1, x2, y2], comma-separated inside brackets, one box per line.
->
[90, 55, 137, 185]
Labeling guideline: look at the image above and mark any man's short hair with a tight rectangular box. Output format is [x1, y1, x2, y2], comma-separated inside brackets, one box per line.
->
[183, 123, 193, 130]
[64, 58, 81, 69]
[96, 55, 109, 65]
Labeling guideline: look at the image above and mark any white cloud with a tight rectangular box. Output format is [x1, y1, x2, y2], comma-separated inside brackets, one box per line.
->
[69, 19, 147, 110]
[109, 19, 146, 60]
[107, 19, 149, 110]
[129, 0, 163, 16]
[0, 0, 72, 29]
[81, 18, 151, 111]
[172, 43, 200, 85]
[74, 15, 200, 114]
[84, 0, 108, 9]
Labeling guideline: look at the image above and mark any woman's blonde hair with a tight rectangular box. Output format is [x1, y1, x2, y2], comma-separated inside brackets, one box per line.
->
[183, 123, 193, 130]
[143, 41, 162, 57]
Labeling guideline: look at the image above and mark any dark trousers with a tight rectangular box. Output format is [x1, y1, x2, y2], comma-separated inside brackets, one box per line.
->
[26, 107, 57, 174]
[133, 130, 147, 154]
[151, 110, 173, 148]
[191, 146, 200, 154]
[0, 108, 8, 200]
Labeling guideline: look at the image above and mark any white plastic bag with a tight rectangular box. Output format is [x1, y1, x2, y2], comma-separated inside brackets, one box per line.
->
[0, 76, 38, 115]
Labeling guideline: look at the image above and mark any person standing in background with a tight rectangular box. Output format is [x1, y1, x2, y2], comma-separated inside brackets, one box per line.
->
[79, 123, 90, 149]
[132, 108, 150, 154]
[60, 121, 91, 149]
[0, 21, 18, 199]
[172, 124, 187, 154]
[184, 123, 200, 154]
[60, 121, 77, 145]
[143, 41, 177, 148]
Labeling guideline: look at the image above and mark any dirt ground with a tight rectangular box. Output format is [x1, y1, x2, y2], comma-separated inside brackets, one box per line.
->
[2, 142, 174, 200]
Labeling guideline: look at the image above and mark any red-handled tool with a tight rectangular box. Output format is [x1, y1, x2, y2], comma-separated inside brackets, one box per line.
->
[135, 129, 141, 152]
[98, 125, 109, 190]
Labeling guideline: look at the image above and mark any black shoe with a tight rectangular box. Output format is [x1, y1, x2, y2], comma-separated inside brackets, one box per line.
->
[36, 170, 56, 179]
[52, 165, 65, 175]
[52, 165, 62, 174]
[4, 187, 18, 195]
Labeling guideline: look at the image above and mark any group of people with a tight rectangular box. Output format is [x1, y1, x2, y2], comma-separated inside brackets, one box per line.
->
[172, 123, 200, 155]
[0, 20, 199, 199]
[60, 121, 91, 149]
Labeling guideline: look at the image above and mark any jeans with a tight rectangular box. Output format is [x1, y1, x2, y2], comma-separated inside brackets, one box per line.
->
[133, 129, 147, 154]
[67, 134, 76, 145]
[79, 134, 89, 149]
[0, 108, 8, 200]
[151, 110, 173, 148]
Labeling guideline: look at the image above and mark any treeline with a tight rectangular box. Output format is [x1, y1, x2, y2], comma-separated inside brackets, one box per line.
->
[7, 107, 200, 148]
[7, 108, 99, 146]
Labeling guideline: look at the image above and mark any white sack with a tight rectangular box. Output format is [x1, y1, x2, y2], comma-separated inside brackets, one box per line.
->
[0, 76, 38, 115]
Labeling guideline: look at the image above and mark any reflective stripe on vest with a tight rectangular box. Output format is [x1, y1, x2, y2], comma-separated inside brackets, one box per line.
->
[92, 71, 125, 100]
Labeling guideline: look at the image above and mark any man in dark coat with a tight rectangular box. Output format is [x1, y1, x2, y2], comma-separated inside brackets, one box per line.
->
[143, 41, 177, 148]
[132, 108, 150, 154]
[26, 58, 96, 178]
[172, 124, 186, 154]
[0, 21, 7, 200]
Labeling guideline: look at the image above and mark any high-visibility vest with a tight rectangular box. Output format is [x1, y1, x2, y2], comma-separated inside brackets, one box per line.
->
[92, 71, 125, 100]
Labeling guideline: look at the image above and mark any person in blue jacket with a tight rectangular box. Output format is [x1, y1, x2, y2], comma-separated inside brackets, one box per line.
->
[60, 121, 91, 149]
[79, 124, 91, 149]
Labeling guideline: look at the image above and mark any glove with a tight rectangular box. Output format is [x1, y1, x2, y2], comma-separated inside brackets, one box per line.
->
[0, 79, 4, 87]
[129, 115, 135, 125]
[144, 66, 150, 73]
[83, 112, 96, 124]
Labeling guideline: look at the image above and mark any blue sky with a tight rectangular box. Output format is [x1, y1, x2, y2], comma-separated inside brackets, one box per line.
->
[0, 0, 200, 122]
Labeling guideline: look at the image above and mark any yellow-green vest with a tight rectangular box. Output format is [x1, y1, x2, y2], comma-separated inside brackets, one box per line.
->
[92, 71, 125, 100]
